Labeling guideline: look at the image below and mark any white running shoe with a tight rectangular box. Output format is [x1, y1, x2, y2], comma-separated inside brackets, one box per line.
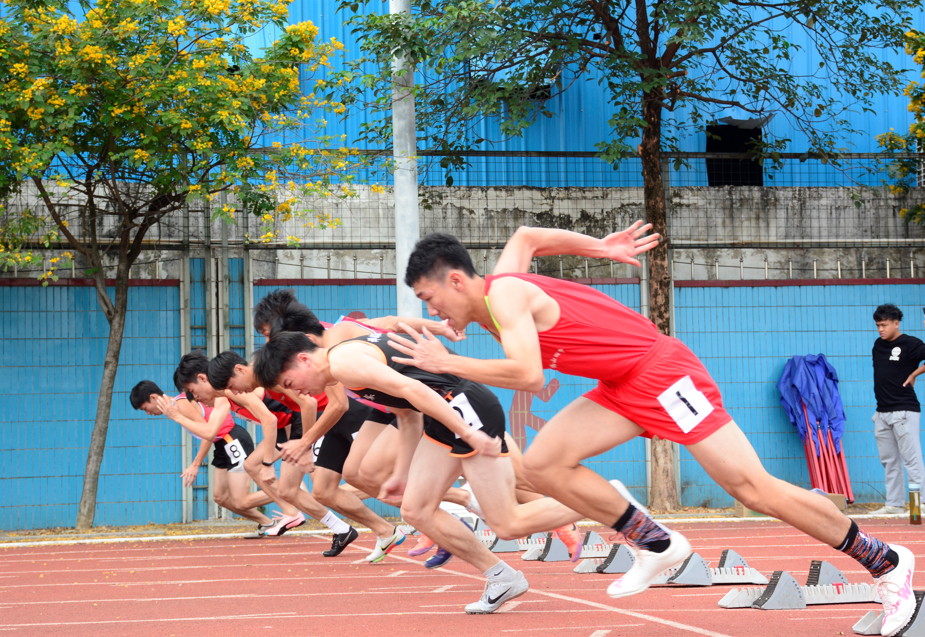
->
[461, 482, 484, 518]
[870, 505, 905, 516]
[366, 526, 406, 563]
[465, 571, 529, 614]
[607, 532, 692, 599]
[876, 544, 916, 637]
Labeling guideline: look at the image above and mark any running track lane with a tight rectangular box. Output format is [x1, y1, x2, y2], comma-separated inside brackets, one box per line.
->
[0, 519, 920, 637]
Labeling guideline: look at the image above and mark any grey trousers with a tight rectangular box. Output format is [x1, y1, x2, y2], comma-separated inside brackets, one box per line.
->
[873, 411, 925, 506]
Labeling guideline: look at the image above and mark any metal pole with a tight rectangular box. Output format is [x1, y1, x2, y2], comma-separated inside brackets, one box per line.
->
[391, 0, 421, 318]
[713, 256, 718, 280]
[559, 255, 563, 278]
[887, 258, 891, 279]
[837, 259, 841, 279]
[327, 254, 331, 279]
[584, 258, 589, 279]
[813, 259, 817, 279]
[300, 253, 304, 279]
[690, 255, 694, 279]
[764, 256, 768, 280]
[789, 258, 793, 279]
[862, 257, 866, 279]
[155, 256, 159, 280]
[912, 255, 916, 278]
[739, 256, 743, 280]
[380, 254, 384, 278]
[353, 252, 358, 278]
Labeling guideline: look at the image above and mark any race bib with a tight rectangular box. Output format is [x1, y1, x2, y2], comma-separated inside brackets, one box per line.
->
[225, 438, 247, 464]
[311, 435, 325, 463]
[656, 376, 714, 434]
[447, 393, 484, 439]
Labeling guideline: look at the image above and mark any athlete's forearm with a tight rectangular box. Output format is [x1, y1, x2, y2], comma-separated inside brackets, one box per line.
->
[442, 353, 545, 392]
[257, 419, 277, 462]
[496, 226, 605, 274]
[192, 437, 211, 466]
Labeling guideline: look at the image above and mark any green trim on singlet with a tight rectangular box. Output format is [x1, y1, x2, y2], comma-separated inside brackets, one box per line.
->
[484, 296, 502, 332]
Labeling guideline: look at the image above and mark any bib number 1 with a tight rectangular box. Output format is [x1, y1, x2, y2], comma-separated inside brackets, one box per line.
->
[657, 376, 714, 434]
[447, 393, 485, 439]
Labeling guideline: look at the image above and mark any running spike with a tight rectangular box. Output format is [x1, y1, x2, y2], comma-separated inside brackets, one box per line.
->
[853, 591, 925, 636]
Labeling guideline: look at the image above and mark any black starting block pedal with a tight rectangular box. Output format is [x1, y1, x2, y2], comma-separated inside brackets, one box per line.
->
[854, 591, 925, 636]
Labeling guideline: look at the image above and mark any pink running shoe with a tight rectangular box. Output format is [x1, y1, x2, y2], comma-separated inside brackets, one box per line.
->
[264, 511, 306, 537]
[876, 545, 916, 637]
[408, 533, 436, 557]
[554, 523, 583, 562]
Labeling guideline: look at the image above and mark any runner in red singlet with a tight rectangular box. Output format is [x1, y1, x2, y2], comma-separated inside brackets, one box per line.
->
[392, 226, 915, 637]
[129, 379, 277, 534]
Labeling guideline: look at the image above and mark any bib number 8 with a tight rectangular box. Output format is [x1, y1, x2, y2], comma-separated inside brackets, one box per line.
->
[225, 439, 247, 464]
[447, 393, 484, 439]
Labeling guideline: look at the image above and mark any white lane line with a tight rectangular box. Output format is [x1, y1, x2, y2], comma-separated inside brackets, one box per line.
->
[502, 626, 643, 633]
[589, 631, 612, 637]
[432, 585, 455, 593]
[497, 601, 522, 613]
[385, 554, 733, 637]
[386, 570, 407, 577]
[420, 600, 546, 608]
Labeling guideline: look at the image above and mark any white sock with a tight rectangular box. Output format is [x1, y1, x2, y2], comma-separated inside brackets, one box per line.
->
[484, 560, 516, 582]
[320, 511, 350, 534]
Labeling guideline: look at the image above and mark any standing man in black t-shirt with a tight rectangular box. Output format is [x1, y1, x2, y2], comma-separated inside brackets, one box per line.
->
[871, 303, 925, 515]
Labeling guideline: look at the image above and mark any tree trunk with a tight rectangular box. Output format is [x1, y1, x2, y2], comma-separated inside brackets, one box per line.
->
[639, 92, 679, 512]
[75, 264, 130, 530]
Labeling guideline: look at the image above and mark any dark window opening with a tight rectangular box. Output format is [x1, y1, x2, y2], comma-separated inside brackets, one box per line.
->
[705, 124, 763, 186]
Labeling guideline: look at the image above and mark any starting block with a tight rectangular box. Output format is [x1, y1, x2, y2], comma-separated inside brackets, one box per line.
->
[595, 543, 637, 574]
[854, 591, 925, 636]
[535, 533, 572, 562]
[710, 549, 770, 585]
[523, 532, 555, 560]
[720, 561, 883, 610]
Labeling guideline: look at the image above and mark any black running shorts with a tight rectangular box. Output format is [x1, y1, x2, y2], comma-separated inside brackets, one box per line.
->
[275, 413, 303, 447]
[315, 399, 372, 474]
[212, 425, 255, 471]
[366, 406, 397, 427]
[423, 381, 509, 458]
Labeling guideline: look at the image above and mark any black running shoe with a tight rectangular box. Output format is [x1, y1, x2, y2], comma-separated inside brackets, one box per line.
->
[323, 527, 359, 557]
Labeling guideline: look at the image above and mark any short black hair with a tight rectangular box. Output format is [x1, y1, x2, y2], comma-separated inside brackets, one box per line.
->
[873, 304, 903, 322]
[130, 380, 164, 409]
[208, 350, 248, 390]
[254, 288, 324, 336]
[174, 350, 210, 394]
[404, 232, 477, 287]
[252, 331, 318, 388]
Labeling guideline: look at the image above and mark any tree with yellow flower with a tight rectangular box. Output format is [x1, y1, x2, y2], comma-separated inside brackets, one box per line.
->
[0, 0, 360, 529]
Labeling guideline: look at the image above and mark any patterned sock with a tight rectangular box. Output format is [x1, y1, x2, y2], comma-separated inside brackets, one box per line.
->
[612, 503, 671, 553]
[837, 521, 898, 578]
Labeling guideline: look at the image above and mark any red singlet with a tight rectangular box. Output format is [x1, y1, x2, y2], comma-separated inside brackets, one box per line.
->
[229, 392, 293, 429]
[176, 393, 235, 440]
[484, 273, 661, 381]
[483, 273, 731, 445]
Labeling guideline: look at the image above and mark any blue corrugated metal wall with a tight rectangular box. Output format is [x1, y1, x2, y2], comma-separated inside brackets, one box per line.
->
[674, 283, 925, 507]
[0, 284, 183, 530]
[261, 2, 925, 187]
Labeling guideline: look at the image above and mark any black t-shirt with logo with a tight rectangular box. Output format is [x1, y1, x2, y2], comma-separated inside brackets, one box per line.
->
[872, 333, 925, 412]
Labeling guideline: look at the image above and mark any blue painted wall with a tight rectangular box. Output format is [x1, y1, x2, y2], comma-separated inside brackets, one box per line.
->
[674, 283, 925, 507]
[0, 284, 183, 530]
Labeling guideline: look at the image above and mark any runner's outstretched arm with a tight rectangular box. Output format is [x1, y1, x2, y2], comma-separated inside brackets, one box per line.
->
[390, 279, 546, 392]
[493, 222, 660, 274]
[360, 316, 464, 341]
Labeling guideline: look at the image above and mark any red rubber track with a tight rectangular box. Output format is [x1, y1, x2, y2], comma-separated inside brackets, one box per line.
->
[0, 518, 920, 637]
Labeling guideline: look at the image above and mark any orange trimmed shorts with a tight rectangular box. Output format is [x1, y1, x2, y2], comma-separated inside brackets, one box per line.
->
[424, 380, 510, 458]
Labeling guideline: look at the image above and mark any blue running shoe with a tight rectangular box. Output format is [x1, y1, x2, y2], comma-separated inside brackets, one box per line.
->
[424, 518, 472, 569]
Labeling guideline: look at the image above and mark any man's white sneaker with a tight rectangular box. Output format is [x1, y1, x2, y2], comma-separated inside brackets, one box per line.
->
[460, 482, 484, 518]
[870, 505, 905, 516]
[464, 571, 529, 614]
[607, 532, 692, 599]
[876, 544, 916, 637]
[366, 526, 406, 563]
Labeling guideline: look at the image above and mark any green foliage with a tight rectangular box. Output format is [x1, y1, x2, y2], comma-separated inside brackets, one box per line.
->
[878, 30, 925, 225]
[0, 0, 363, 282]
[336, 0, 916, 171]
